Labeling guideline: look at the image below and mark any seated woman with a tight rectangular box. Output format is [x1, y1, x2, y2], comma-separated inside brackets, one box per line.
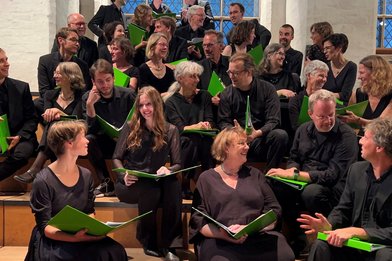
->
[113, 86, 183, 260]
[222, 20, 255, 57]
[288, 60, 329, 132]
[164, 61, 215, 199]
[138, 33, 175, 96]
[14, 62, 85, 184]
[339, 55, 392, 135]
[99, 21, 126, 63]
[110, 36, 139, 90]
[322, 33, 357, 104]
[132, 4, 154, 67]
[189, 126, 294, 261]
[306, 21, 333, 64]
[25, 120, 127, 261]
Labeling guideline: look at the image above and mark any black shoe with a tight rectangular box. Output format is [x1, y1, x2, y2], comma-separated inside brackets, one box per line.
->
[161, 248, 180, 261]
[143, 247, 161, 257]
[13, 169, 39, 184]
[94, 178, 115, 197]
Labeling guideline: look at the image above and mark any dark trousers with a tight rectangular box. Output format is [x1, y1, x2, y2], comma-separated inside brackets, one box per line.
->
[0, 139, 37, 181]
[248, 129, 288, 171]
[114, 176, 183, 249]
[86, 134, 116, 181]
[309, 239, 392, 261]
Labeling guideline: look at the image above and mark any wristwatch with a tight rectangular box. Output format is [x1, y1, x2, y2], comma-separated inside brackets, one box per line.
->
[293, 168, 299, 180]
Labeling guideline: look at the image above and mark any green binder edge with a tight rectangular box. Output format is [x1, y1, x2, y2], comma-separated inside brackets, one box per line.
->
[113, 67, 131, 88]
[0, 114, 10, 153]
[266, 175, 308, 190]
[96, 104, 135, 139]
[245, 95, 252, 135]
[317, 232, 387, 252]
[207, 71, 225, 97]
[152, 11, 177, 19]
[59, 115, 78, 121]
[182, 129, 219, 137]
[169, 58, 188, 66]
[187, 38, 205, 57]
[247, 44, 264, 66]
[47, 205, 152, 236]
[128, 23, 147, 47]
[112, 165, 201, 180]
[192, 207, 277, 239]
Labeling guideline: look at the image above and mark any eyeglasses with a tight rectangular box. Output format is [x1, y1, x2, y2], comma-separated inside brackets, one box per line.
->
[202, 42, 218, 48]
[226, 69, 246, 77]
[275, 51, 285, 56]
[314, 114, 335, 121]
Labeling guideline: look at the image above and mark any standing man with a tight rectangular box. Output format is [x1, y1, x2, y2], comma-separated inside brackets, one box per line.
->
[279, 24, 303, 75]
[88, 0, 127, 46]
[218, 53, 288, 170]
[0, 48, 38, 182]
[52, 13, 98, 68]
[298, 118, 392, 261]
[82, 59, 135, 197]
[226, 3, 271, 49]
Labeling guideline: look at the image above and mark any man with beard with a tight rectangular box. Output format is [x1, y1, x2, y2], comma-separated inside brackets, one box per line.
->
[279, 24, 303, 75]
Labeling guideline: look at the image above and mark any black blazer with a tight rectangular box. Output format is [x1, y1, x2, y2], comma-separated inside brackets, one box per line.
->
[2, 78, 37, 141]
[198, 55, 231, 91]
[165, 35, 188, 64]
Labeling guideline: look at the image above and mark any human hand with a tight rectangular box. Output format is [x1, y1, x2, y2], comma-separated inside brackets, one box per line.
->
[246, 128, 262, 143]
[219, 227, 247, 244]
[124, 173, 138, 186]
[297, 212, 332, 236]
[42, 108, 62, 122]
[74, 228, 105, 242]
[211, 95, 220, 105]
[278, 89, 296, 98]
[337, 110, 359, 124]
[87, 86, 101, 106]
[324, 228, 358, 247]
[266, 167, 295, 179]
[157, 166, 171, 176]
[7, 135, 21, 151]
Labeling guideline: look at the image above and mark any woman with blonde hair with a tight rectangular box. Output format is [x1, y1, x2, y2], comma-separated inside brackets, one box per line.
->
[138, 33, 175, 95]
[15, 62, 85, 184]
[113, 86, 182, 260]
[132, 3, 154, 66]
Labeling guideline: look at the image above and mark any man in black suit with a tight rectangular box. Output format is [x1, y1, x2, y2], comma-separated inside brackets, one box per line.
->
[36, 27, 91, 116]
[88, 0, 126, 46]
[298, 118, 392, 261]
[52, 13, 98, 68]
[0, 48, 38, 182]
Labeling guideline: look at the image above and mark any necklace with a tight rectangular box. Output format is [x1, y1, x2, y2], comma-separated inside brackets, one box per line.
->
[152, 63, 164, 71]
[59, 92, 74, 101]
[220, 163, 238, 177]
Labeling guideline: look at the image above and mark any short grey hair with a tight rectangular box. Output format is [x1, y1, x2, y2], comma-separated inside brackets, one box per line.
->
[308, 89, 336, 112]
[365, 118, 392, 158]
[174, 61, 203, 80]
[303, 60, 329, 85]
[187, 5, 205, 21]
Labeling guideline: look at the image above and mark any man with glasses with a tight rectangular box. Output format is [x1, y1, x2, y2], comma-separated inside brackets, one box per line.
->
[218, 53, 288, 171]
[179, 0, 214, 30]
[267, 89, 358, 257]
[52, 13, 98, 68]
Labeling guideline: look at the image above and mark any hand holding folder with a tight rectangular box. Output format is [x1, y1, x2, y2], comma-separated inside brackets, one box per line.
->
[317, 232, 387, 252]
[112, 165, 201, 180]
[207, 71, 225, 97]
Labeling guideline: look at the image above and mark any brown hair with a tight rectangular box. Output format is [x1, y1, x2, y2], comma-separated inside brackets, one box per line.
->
[359, 55, 392, 97]
[230, 20, 255, 46]
[89, 59, 114, 80]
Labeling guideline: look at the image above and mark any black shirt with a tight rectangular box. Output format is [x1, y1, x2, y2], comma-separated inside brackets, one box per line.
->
[0, 81, 9, 115]
[283, 47, 303, 75]
[198, 55, 231, 91]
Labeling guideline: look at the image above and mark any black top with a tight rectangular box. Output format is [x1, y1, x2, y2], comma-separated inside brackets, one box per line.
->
[0, 81, 9, 115]
[323, 61, 357, 104]
[138, 63, 175, 93]
[356, 88, 392, 120]
[43, 89, 84, 119]
[198, 55, 231, 90]
[149, 2, 172, 13]
[113, 122, 181, 175]
[165, 35, 188, 64]
[82, 87, 136, 135]
[174, 24, 205, 41]
[122, 66, 140, 88]
[288, 89, 307, 131]
[179, 0, 215, 30]
[287, 119, 358, 187]
[98, 45, 112, 63]
[306, 44, 328, 63]
[283, 47, 303, 75]
[226, 19, 271, 49]
[218, 78, 281, 135]
[165, 90, 214, 131]
[259, 70, 301, 93]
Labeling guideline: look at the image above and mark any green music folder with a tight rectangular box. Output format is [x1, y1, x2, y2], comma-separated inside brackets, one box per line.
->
[47, 205, 152, 236]
[169, 58, 188, 66]
[336, 100, 369, 117]
[245, 95, 253, 135]
[192, 207, 277, 239]
[207, 71, 225, 97]
[128, 23, 147, 47]
[182, 128, 219, 137]
[112, 165, 201, 180]
[97, 104, 135, 139]
[187, 38, 205, 57]
[247, 44, 264, 65]
[266, 175, 308, 190]
[317, 232, 387, 252]
[0, 114, 10, 153]
[152, 11, 177, 19]
[113, 67, 130, 88]
[59, 115, 78, 121]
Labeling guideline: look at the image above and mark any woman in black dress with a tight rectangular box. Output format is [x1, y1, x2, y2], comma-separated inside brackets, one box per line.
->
[113, 86, 182, 260]
[190, 126, 294, 261]
[98, 21, 126, 63]
[14, 62, 85, 184]
[222, 20, 255, 57]
[25, 120, 127, 261]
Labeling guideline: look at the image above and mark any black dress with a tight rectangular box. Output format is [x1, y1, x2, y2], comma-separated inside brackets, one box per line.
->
[25, 167, 127, 261]
[138, 63, 175, 93]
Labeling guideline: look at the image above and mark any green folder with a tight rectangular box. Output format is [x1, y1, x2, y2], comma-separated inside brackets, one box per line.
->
[336, 100, 369, 117]
[207, 71, 225, 97]
[0, 114, 10, 153]
[59, 115, 78, 121]
[96, 104, 135, 139]
[112, 165, 201, 180]
[187, 38, 204, 57]
[169, 58, 188, 66]
[47, 205, 152, 236]
[192, 207, 277, 239]
[266, 175, 308, 190]
[128, 23, 147, 47]
[245, 95, 253, 135]
[298, 96, 311, 125]
[113, 67, 130, 88]
[182, 128, 219, 137]
[317, 232, 387, 252]
[152, 11, 177, 19]
[247, 44, 264, 66]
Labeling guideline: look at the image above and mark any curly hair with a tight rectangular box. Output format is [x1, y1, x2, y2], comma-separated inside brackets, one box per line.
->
[230, 20, 255, 46]
[132, 4, 152, 29]
[310, 21, 333, 39]
[111, 37, 135, 63]
[365, 118, 392, 158]
[359, 55, 392, 97]
[126, 86, 167, 151]
[103, 21, 124, 44]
